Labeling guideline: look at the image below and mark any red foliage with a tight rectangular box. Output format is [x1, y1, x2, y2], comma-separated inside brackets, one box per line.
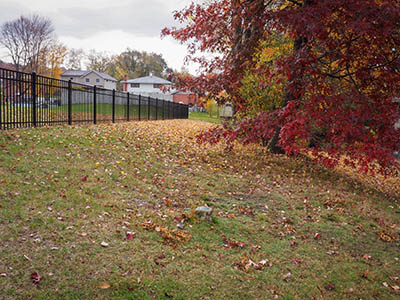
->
[164, 0, 400, 172]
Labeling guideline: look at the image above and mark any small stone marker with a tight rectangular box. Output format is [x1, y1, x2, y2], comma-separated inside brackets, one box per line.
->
[195, 206, 213, 222]
[220, 103, 234, 119]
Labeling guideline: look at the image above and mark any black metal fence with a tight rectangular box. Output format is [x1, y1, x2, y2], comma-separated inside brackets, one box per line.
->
[0, 68, 188, 130]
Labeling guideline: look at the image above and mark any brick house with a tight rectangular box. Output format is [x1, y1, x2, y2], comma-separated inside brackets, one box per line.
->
[172, 91, 199, 106]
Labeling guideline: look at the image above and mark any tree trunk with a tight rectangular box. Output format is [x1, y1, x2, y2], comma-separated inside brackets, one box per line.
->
[267, 126, 285, 154]
[266, 1, 313, 154]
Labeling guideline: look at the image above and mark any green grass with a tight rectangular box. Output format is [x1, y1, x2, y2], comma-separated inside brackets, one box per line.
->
[68, 103, 130, 116]
[0, 120, 399, 300]
[68, 104, 168, 119]
[189, 112, 221, 124]
[0, 104, 174, 124]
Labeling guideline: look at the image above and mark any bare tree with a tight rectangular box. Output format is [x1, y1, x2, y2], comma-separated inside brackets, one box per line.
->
[86, 50, 114, 73]
[65, 48, 85, 70]
[0, 14, 54, 72]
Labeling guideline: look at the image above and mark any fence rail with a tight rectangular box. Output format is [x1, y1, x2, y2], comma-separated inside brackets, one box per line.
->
[0, 68, 188, 130]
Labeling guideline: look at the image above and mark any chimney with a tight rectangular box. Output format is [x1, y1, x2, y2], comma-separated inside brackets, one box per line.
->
[123, 75, 127, 92]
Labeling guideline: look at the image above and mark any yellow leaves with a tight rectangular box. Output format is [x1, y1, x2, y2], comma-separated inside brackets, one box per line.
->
[241, 33, 293, 117]
[379, 231, 397, 243]
[280, 0, 303, 10]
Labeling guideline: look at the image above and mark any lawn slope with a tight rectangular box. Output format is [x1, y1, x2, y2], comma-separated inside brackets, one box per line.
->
[0, 120, 399, 300]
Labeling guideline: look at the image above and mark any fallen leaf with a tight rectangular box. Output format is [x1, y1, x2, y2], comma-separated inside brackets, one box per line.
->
[282, 272, 291, 281]
[126, 232, 136, 240]
[31, 272, 41, 284]
[379, 231, 394, 242]
[362, 254, 371, 260]
[98, 283, 111, 289]
[292, 258, 303, 264]
[324, 284, 335, 291]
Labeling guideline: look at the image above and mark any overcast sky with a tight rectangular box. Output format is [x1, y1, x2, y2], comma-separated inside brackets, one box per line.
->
[0, 0, 198, 73]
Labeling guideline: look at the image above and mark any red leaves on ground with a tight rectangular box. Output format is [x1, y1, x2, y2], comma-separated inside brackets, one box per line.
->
[126, 232, 136, 240]
[324, 284, 335, 291]
[314, 233, 321, 240]
[31, 272, 41, 284]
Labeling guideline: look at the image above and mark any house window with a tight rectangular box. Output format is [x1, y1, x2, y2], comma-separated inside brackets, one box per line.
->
[131, 83, 139, 88]
[85, 78, 90, 83]
[96, 78, 100, 83]
[153, 84, 162, 89]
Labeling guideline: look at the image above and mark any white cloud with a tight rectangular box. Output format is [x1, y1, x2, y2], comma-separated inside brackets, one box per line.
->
[0, 0, 199, 73]
[59, 30, 197, 73]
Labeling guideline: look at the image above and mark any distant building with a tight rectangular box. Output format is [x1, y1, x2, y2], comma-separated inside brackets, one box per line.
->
[121, 75, 173, 101]
[172, 91, 199, 106]
[61, 70, 117, 90]
[0, 63, 17, 71]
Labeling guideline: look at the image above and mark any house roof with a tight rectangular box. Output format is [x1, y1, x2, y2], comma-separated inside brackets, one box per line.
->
[172, 90, 194, 95]
[121, 75, 172, 85]
[0, 63, 17, 71]
[61, 70, 117, 82]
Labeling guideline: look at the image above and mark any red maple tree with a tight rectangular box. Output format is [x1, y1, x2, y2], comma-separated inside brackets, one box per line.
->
[163, 0, 400, 172]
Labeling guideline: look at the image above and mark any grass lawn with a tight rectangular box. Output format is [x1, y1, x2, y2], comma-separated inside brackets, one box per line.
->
[0, 120, 399, 299]
[189, 112, 221, 124]
[0, 104, 173, 126]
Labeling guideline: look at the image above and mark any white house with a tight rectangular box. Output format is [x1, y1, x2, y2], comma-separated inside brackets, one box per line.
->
[121, 75, 174, 101]
[61, 70, 117, 90]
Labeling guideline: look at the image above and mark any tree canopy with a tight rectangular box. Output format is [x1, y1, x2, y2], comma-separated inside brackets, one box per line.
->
[163, 0, 400, 172]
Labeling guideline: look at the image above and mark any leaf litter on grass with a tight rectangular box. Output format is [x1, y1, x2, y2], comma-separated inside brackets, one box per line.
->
[0, 120, 399, 300]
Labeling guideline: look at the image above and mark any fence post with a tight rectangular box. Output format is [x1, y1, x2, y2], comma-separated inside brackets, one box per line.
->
[112, 89, 115, 123]
[93, 85, 97, 124]
[155, 98, 158, 120]
[68, 80, 72, 125]
[127, 93, 130, 121]
[174, 103, 177, 119]
[148, 96, 150, 120]
[162, 99, 165, 120]
[138, 94, 141, 121]
[31, 72, 37, 127]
